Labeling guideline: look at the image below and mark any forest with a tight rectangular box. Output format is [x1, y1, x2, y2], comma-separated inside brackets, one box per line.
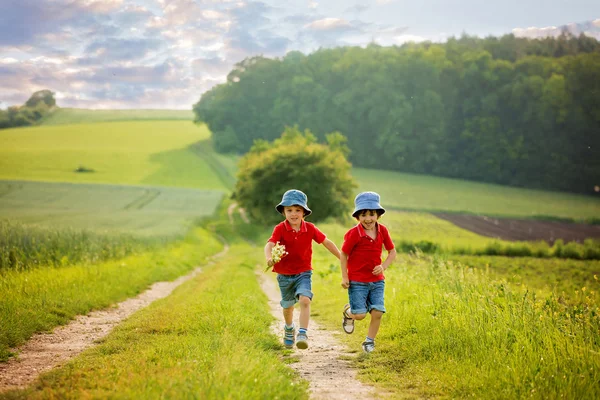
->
[194, 33, 600, 194]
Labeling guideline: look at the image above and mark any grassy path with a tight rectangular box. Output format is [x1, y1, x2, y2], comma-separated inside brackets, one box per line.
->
[256, 271, 377, 399]
[1, 230, 307, 399]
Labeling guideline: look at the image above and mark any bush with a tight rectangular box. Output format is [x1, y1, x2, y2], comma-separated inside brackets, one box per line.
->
[234, 126, 357, 225]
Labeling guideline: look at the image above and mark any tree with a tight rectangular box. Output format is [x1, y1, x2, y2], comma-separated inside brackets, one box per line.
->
[234, 126, 357, 225]
[25, 90, 56, 108]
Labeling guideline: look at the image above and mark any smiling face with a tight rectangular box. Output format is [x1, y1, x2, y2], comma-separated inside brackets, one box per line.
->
[283, 205, 305, 229]
[356, 209, 379, 230]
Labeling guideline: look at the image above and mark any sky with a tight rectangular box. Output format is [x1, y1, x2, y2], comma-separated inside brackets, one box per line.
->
[1, 0, 599, 110]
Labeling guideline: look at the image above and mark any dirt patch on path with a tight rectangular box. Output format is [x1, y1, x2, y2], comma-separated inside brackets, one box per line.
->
[256, 271, 378, 400]
[0, 243, 229, 393]
[435, 213, 600, 244]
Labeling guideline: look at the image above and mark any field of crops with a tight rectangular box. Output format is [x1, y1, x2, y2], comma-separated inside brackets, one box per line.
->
[354, 167, 600, 221]
[0, 121, 234, 190]
[0, 180, 222, 236]
[41, 108, 194, 125]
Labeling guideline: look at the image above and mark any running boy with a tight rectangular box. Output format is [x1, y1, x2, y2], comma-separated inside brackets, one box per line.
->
[340, 191, 397, 353]
[265, 189, 341, 350]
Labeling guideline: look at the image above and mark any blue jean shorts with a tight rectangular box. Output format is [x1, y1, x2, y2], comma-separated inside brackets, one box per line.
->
[348, 280, 386, 314]
[277, 271, 313, 308]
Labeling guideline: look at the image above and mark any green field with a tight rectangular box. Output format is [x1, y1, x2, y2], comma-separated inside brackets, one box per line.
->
[41, 108, 193, 125]
[2, 115, 600, 399]
[0, 180, 222, 236]
[354, 167, 600, 221]
[0, 121, 234, 190]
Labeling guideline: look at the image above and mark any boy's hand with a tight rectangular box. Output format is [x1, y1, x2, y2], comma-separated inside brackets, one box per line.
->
[264, 258, 274, 272]
[372, 265, 385, 275]
[341, 278, 350, 289]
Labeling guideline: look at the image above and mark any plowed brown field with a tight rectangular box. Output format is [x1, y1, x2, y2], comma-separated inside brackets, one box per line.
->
[435, 213, 600, 244]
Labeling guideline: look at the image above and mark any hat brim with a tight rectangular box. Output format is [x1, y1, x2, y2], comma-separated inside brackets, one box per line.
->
[352, 202, 385, 218]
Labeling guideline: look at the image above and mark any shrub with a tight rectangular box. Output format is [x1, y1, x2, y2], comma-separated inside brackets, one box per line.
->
[234, 126, 357, 225]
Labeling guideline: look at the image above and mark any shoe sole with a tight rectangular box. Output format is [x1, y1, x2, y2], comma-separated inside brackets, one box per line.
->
[296, 340, 308, 349]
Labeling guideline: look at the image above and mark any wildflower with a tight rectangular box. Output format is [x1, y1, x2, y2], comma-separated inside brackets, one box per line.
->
[265, 242, 288, 271]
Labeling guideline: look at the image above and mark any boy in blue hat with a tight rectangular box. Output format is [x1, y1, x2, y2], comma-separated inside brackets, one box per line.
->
[264, 189, 341, 350]
[340, 191, 397, 353]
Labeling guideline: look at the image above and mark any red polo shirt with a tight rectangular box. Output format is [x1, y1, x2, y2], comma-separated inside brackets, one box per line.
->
[268, 220, 326, 275]
[341, 222, 394, 282]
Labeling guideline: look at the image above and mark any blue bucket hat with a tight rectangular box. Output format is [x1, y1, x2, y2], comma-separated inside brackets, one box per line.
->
[276, 189, 312, 216]
[352, 191, 385, 218]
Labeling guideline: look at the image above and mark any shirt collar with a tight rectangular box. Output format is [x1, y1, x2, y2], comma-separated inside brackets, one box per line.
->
[284, 219, 307, 232]
[356, 222, 380, 237]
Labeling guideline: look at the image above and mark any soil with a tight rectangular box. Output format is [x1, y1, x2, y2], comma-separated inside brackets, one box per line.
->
[0, 244, 228, 393]
[256, 271, 377, 400]
[434, 213, 600, 244]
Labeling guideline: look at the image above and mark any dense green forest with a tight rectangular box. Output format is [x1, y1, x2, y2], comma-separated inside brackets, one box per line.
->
[193, 33, 600, 195]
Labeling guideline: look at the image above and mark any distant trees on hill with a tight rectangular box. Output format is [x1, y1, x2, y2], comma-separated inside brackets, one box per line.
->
[0, 90, 56, 129]
[193, 33, 600, 195]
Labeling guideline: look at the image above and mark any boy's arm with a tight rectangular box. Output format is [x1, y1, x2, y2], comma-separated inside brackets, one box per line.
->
[321, 238, 341, 260]
[264, 241, 275, 267]
[340, 251, 350, 289]
[373, 248, 397, 275]
[382, 248, 397, 270]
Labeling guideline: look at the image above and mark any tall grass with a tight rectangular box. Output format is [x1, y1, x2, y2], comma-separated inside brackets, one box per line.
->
[0, 220, 169, 271]
[0, 227, 223, 362]
[3, 221, 307, 399]
[312, 253, 600, 399]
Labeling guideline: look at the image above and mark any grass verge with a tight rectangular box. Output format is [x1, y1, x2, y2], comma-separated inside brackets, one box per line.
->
[0, 227, 222, 362]
[311, 251, 600, 399]
[3, 231, 307, 399]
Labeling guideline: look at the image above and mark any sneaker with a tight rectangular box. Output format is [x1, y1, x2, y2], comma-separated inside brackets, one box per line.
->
[342, 304, 354, 334]
[296, 332, 309, 349]
[283, 325, 295, 349]
[362, 340, 375, 353]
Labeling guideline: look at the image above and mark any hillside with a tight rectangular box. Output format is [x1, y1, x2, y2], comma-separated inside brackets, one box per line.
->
[41, 108, 193, 125]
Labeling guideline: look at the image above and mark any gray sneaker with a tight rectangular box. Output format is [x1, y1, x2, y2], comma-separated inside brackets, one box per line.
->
[296, 332, 309, 349]
[342, 304, 354, 334]
[362, 340, 375, 353]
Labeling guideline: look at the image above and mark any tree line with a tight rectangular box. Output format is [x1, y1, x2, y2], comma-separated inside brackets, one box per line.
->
[193, 33, 600, 195]
[0, 90, 56, 129]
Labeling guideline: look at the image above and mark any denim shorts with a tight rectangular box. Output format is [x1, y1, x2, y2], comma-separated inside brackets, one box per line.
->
[277, 271, 313, 308]
[348, 280, 386, 314]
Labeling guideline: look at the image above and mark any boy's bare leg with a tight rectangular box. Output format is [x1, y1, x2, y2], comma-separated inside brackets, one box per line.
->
[298, 295, 311, 329]
[283, 306, 294, 326]
[367, 310, 383, 339]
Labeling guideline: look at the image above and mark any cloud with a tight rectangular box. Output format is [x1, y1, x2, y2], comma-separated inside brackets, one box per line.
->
[513, 19, 600, 40]
[192, 57, 232, 78]
[83, 38, 164, 62]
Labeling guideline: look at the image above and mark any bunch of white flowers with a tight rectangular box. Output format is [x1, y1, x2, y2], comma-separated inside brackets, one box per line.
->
[266, 241, 288, 271]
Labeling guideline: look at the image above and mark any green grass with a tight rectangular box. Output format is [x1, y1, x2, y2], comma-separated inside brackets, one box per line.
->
[0, 181, 223, 236]
[311, 244, 600, 399]
[354, 167, 600, 221]
[0, 227, 223, 363]
[2, 218, 307, 399]
[0, 220, 167, 271]
[40, 108, 193, 125]
[447, 254, 600, 304]
[0, 121, 234, 191]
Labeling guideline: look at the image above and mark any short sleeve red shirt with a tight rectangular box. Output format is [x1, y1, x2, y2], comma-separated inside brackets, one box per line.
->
[268, 220, 327, 275]
[341, 222, 394, 282]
